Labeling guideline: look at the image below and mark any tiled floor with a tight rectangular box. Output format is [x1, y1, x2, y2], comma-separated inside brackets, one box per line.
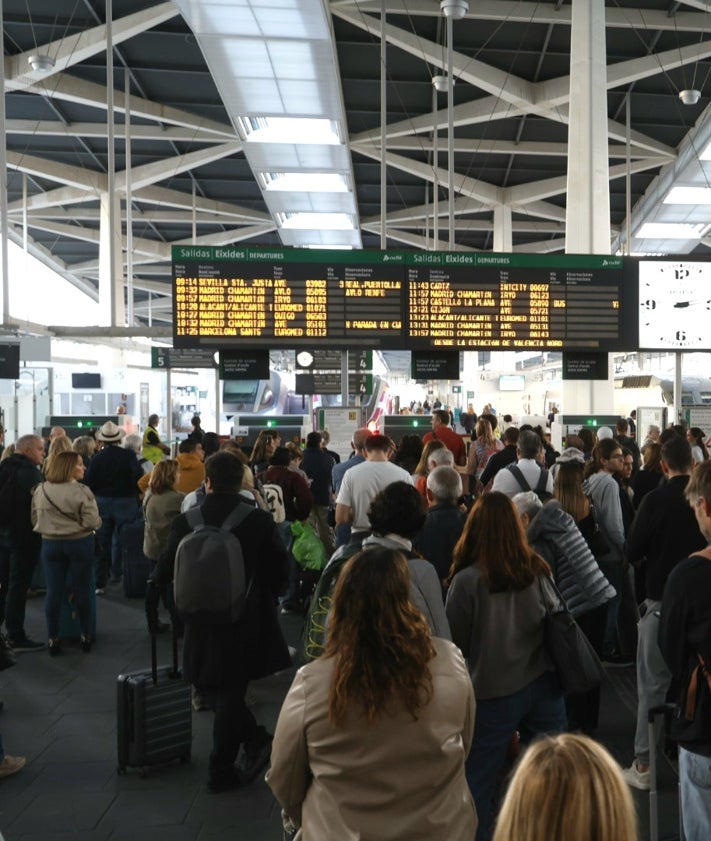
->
[0, 587, 681, 840]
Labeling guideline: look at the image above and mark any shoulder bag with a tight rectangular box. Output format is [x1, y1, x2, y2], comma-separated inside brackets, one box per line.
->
[42, 485, 101, 557]
[538, 574, 604, 695]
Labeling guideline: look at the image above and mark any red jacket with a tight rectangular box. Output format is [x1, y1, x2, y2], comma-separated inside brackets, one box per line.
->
[258, 466, 313, 521]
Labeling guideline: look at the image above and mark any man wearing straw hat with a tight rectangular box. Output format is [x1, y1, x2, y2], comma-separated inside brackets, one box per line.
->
[85, 421, 142, 593]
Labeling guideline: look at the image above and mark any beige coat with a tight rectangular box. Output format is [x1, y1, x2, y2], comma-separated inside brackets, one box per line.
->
[32, 481, 101, 539]
[266, 637, 477, 841]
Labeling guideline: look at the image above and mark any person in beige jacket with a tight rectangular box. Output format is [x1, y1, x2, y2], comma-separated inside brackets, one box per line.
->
[31, 451, 101, 655]
[267, 546, 477, 840]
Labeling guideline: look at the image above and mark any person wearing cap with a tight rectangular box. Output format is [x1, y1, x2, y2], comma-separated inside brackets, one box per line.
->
[142, 414, 171, 465]
[85, 421, 142, 592]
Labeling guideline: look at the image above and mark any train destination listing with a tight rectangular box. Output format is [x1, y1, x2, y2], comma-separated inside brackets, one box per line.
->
[407, 264, 622, 350]
[172, 248, 631, 350]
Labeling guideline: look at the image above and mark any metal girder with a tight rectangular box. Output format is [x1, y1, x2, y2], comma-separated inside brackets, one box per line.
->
[5, 120, 229, 145]
[26, 73, 234, 138]
[125, 142, 242, 193]
[361, 222, 477, 251]
[6, 151, 107, 193]
[131, 185, 271, 223]
[504, 157, 669, 206]
[353, 144, 503, 206]
[5, 3, 179, 92]
[332, 0, 711, 33]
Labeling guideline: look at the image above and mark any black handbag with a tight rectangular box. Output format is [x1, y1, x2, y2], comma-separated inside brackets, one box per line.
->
[539, 575, 604, 696]
[585, 498, 611, 558]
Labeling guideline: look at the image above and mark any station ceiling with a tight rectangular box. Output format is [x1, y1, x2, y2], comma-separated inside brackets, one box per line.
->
[4, 1, 711, 329]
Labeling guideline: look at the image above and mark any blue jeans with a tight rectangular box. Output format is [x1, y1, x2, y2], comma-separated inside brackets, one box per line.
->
[680, 747, 711, 841]
[94, 496, 139, 587]
[43, 536, 95, 638]
[467, 671, 567, 841]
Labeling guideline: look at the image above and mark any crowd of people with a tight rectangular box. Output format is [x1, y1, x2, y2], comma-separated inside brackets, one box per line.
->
[0, 406, 709, 841]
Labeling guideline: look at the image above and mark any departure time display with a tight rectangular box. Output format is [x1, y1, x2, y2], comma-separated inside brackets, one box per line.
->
[172, 247, 635, 351]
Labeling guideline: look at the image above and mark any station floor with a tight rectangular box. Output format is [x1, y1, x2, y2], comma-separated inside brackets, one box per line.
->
[0, 586, 682, 841]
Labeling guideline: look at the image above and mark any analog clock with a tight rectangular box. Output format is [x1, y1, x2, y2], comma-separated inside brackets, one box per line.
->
[638, 261, 711, 350]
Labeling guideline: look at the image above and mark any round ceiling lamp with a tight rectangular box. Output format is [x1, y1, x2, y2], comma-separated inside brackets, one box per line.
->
[679, 89, 701, 106]
[28, 54, 56, 73]
[440, 0, 469, 20]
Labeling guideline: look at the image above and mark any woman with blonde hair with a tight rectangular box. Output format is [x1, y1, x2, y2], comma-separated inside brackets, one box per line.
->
[31, 451, 101, 655]
[142, 459, 183, 564]
[467, 417, 504, 493]
[412, 438, 446, 497]
[445, 492, 566, 840]
[492, 733, 637, 841]
[268, 546, 476, 840]
[43, 434, 73, 478]
[72, 435, 97, 468]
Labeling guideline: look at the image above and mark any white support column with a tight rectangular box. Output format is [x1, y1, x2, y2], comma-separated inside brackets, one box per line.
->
[98, 190, 125, 326]
[564, 0, 615, 417]
[565, 0, 610, 254]
[0, 0, 9, 325]
[493, 205, 513, 252]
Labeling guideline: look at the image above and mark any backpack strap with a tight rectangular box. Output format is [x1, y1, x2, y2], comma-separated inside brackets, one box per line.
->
[685, 652, 711, 721]
[534, 466, 549, 495]
[184, 507, 205, 529]
[507, 463, 531, 492]
[220, 502, 253, 532]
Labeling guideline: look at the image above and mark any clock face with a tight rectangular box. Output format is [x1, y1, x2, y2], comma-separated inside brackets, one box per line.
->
[638, 261, 711, 350]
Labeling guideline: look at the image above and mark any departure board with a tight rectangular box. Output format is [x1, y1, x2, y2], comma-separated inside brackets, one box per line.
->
[172, 248, 636, 351]
[406, 253, 628, 350]
[173, 247, 404, 348]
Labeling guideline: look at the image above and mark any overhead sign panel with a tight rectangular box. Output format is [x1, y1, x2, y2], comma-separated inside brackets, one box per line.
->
[172, 247, 636, 351]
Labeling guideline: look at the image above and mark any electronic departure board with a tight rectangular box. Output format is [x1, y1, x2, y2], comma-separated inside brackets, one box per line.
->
[172, 247, 636, 351]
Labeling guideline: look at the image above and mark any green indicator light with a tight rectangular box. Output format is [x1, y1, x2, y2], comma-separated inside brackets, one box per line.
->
[412, 420, 419, 427]
[267, 420, 273, 427]
[78, 421, 83, 427]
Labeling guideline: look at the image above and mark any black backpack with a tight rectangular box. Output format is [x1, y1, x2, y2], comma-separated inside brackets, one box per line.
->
[507, 463, 552, 503]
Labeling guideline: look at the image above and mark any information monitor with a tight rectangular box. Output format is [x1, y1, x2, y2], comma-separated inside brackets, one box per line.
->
[172, 247, 636, 351]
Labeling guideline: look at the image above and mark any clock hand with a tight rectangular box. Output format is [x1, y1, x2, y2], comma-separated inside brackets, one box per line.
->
[672, 299, 711, 308]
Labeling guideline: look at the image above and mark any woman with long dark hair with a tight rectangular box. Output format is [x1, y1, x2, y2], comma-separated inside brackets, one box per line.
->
[445, 492, 566, 841]
[268, 547, 476, 840]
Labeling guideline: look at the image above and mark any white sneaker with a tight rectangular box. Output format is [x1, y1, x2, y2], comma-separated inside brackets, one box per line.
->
[621, 761, 651, 791]
[0, 755, 26, 779]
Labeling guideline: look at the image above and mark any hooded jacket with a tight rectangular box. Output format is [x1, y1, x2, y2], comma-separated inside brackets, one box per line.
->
[582, 471, 625, 562]
[526, 500, 616, 618]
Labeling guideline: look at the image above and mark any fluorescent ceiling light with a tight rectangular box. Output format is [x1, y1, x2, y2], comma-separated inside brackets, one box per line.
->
[664, 186, 711, 205]
[277, 212, 355, 230]
[236, 117, 341, 145]
[636, 222, 705, 239]
[259, 172, 349, 192]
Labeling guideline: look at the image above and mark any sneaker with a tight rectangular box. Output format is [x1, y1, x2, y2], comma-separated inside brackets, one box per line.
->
[8, 635, 45, 653]
[237, 728, 273, 786]
[95, 588, 105, 596]
[0, 755, 26, 779]
[621, 761, 651, 791]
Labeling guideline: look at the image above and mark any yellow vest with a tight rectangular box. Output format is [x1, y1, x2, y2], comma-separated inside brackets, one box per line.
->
[142, 425, 164, 464]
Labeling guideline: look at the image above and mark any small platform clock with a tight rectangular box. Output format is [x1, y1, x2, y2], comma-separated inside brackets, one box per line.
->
[638, 261, 711, 349]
